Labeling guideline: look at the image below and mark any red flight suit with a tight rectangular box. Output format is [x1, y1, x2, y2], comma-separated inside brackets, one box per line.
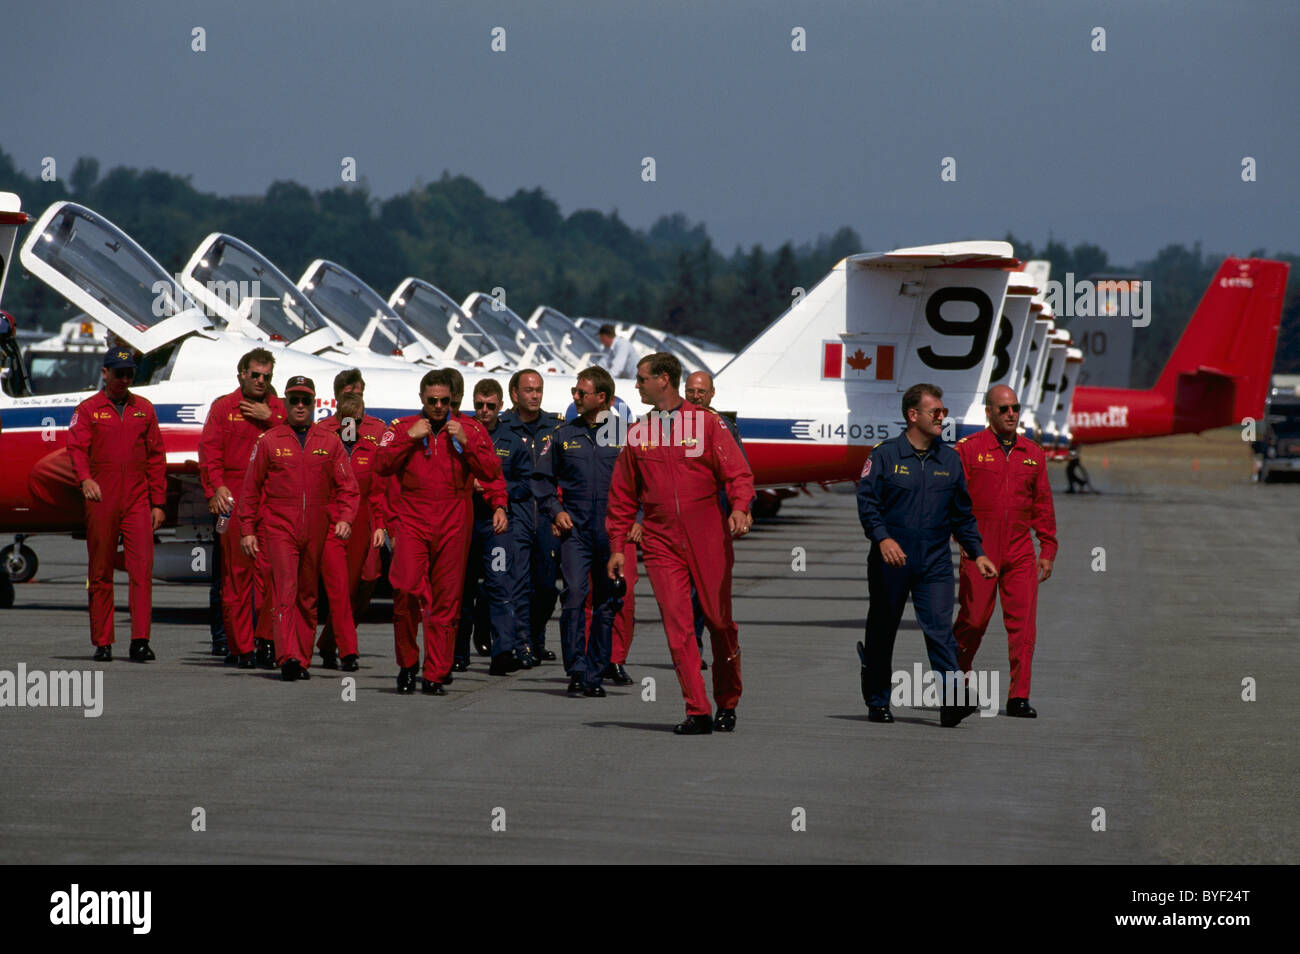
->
[199, 389, 286, 655]
[315, 414, 390, 658]
[606, 402, 754, 716]
[66, 391, 166, 647]
[953, 428, 1058, 698]
[376, 413, 507, 683]
[237, 424, 359, 668]
[611, 541, 637, 664]
[381, 471, 419, 662]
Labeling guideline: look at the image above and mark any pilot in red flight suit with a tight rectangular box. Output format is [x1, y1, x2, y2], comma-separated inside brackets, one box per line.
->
[953, 386, 1058, 718]
[66, 348, 166, 662]
[237, 376, 358, 682]
[606, 353, 755, 735]
[199, 348, 286, 669]
[376, 369, 508, 695]
[315, 373, 390, 671]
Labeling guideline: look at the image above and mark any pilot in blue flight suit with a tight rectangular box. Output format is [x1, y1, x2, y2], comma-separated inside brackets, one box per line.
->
[856, 383, 998, 727]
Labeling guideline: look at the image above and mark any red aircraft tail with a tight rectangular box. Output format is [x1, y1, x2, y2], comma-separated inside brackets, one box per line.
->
[1154, 257, 1290, 432]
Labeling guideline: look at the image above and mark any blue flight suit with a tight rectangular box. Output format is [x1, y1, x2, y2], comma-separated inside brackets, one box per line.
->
[532, 414, 624, 687]
[497, 409, 564, 656]
[457, 421, 531, 660]
[856, 432, 985, 708]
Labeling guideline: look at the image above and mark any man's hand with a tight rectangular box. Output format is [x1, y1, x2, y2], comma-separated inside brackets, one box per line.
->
[1037, 557, 1053, 583]
[371, 528, 387, 548]
[627, 522, 643, 544]
[445, 417, 465, 444]
[878, 538, 906, 567]
[553, 511, 574, 534]
[407, 417, 432, 441]
[239, 400, 272, 422]
[208, 486, 234, 515]
[607, 550, 626, 580]
[151, 507, 165, 531]
[728, 510, 751, 537]
[492, 507, 508, 534]
[975, 555, 998, 579]
[334, 521, 352, 540]
[240, 534, 259, 558]
[80, 478, 102, 502]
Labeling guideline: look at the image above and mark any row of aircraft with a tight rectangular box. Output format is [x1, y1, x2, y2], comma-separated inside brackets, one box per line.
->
[0, 191, 1289, 598]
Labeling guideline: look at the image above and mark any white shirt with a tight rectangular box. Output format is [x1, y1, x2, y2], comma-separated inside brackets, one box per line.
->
[599, 336, 639, 379]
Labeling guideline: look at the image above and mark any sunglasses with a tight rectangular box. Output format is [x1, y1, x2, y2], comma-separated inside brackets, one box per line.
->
[246, 370, 271, 381]
[571, 387, 595, 398]
[995, 403, 1022, 414]
[287, 394, 313, 406]
[110, 368, 135, 380]
[473, 400, 498, 410]
[425, 395, 452, 407]
[917, 407, 948, 419]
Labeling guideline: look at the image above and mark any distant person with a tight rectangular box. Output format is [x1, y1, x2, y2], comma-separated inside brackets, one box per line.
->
[596, 324, 639, 379]
[953, 386, 1057, 718]
[856, 383, 997, 727]
[66, 348, 166, 662]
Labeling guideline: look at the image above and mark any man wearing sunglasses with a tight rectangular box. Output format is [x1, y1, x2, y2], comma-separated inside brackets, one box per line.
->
[953, 385, 1057, 718]
[237, 376, 359, 682]
[857, 383, 998, 727]
[199, 348, 286, 668]
[67, 349, 166, 662]
[377, 369, 507, 694]
[456, 378, 533, 676]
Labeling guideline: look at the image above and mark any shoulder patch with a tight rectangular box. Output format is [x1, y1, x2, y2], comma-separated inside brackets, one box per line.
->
[860, 457, 872, 479]
[390, 418, 402, 427]
[380, 431, 395, 447]
[955, 435, 970, 444]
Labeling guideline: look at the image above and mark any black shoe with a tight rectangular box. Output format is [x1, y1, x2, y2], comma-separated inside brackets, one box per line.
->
[488, 652, 521, 676]
[700, 659, 709, 671]
[1006, 697, 1038, 718]
[223, 652, 239, 666]
[237, 652, 256, 669]
[128, 639, 156, 662]
[280, 659, 305, 682]
[714, 708, 737, 732]
[939, 705, 978, 728]
[210, 639, 228, 656]
[441, 669, 454, 685]
[609, 664, 633, 686]
[857, 641, 870, 705]
[567, 674, 585, 694]
[93, 645, 112, 662]
[583, 685, 607, 698]
[340, 654, 360, 672]
[473, 634, 491, 657]
[396, 666, 418, 694]
[673, 714, 714, 735]
[452, 657, 470, 673]
[320, 650, 339, 670]
[867, 706, 894, 723]
[514, 650, 534, 670]
[536, 649, 556, 663]
[255, 639, 276, 669]
[421, 680, 446, 696]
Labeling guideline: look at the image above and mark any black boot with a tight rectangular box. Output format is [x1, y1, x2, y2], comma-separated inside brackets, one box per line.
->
[128, 639, 156, 662]
[320, 649, 339, 670]
[340, 654, 360, 672]
[673, 714, 714, 735]
[93, 645, 112, 662]
[396, 666, 418, 694]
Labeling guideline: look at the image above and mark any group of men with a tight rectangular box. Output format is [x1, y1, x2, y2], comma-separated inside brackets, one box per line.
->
[66, 342, 1056, 733]
[70, 344, 755, 734]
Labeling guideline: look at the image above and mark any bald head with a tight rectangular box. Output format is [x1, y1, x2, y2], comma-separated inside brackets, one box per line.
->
[684, 371, 715, 408]
[984, 385, 1020, 437]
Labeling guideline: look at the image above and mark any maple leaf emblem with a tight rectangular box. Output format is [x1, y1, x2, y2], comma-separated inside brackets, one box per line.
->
[846, 349, 872, 371]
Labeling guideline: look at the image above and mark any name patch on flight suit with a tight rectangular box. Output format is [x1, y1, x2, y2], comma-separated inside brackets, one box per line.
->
[275, 447, 293, 458]
[562, 441, 582, 451]
[893, 464, 910, 476]
[932, 470, 950, 477]
[497, 447, 511, 457]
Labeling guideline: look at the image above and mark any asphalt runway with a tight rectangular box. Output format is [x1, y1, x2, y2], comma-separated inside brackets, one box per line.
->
[1, 427, 1295, 863]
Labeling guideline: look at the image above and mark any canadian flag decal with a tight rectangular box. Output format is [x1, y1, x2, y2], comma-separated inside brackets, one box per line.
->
[822, 341, 896, 381]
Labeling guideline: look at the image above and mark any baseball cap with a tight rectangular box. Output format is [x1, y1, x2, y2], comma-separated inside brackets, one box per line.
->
[103, 348, 137, 369]
[284, 375, 316, 396]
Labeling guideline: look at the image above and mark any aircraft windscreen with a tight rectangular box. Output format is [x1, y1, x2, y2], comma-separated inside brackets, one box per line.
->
[305, 267, 416, 353]
[465, 300, 525, 361]
[663, 334, 709, 369]
[394, 285, 459, 350]
[535, 308, 601, 356]
[28, 207, 197, 328]
[630, 328, 662, 350]
[190, 240, 324, 340]
[22, 351, 103, 395]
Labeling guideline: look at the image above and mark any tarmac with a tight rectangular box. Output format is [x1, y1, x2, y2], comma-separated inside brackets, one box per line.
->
[0, 427, 1295, 863]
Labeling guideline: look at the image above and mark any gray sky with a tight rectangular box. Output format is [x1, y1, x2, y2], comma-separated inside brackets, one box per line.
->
[3, 0, 1296, 264]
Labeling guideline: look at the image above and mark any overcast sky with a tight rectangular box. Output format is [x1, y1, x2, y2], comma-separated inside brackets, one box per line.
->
[3, 0, 1296, 264]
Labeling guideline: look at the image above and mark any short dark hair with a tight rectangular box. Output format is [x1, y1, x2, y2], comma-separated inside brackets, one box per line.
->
[598, 323, 616, 337]
[420, 368, 457, 393]
[446, 367, 464, 404]
[333, 368, 364, 398]
[237, 348, 275, 374]
[638, 352, 682, 390]
[336, 392, 364, 419]
[901, 383, 943, 418]
[508, 368, 541, 401]
[474, 378, 504, 401]
[577, 366, 616, 404]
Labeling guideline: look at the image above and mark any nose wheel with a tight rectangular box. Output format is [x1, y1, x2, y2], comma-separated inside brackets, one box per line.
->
[1, 538, 38, 585]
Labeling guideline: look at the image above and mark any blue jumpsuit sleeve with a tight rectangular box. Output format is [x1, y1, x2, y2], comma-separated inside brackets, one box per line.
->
[856, 446, 892, 544]
[948, 466, 985, 559]
[531, 436, 561, 523]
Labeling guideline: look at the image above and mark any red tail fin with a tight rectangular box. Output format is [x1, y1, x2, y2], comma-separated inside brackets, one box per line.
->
[1154, 257, 1290, 430]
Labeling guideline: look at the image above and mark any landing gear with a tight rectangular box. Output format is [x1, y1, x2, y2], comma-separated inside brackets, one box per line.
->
[1, 536, 38, 584]
[1065, 445, 1097, 495]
